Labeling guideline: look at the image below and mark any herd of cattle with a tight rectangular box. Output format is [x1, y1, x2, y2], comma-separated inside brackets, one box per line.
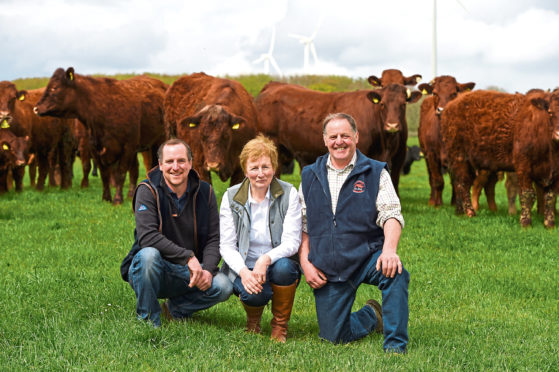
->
[0, 68, 558, 228]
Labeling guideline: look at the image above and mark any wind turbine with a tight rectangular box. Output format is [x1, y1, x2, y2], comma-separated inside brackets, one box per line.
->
[432, 0, 468, 78]
[253, 26, 282, 76]
[289, 18, 322, 73]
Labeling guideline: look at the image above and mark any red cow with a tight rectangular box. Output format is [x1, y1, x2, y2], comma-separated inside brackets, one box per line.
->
[34, 68, 167, 204]
[255, 80, 421, 194]
[368, 69, 422, 87]
[164, 72, 258, 185]
[441, 89, 559, 228]
[0, 81, 74, 190]
[0, 129, 29, 193]
[417, 76, 475, 206]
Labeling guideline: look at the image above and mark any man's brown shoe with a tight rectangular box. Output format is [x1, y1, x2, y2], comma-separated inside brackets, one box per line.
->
[366, 299, 383, 333]
[161, 300, 174, 322]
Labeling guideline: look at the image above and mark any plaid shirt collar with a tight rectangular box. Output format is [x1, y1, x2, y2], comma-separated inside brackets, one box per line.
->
[326, 151, 357, 173]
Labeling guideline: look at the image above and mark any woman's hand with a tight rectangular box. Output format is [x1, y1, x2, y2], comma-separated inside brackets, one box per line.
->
[252, 254, 271, 284]
[239, 267, 263, 294]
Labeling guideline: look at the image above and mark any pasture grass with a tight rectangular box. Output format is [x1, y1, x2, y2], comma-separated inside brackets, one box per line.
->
[0, 137, 557, 371]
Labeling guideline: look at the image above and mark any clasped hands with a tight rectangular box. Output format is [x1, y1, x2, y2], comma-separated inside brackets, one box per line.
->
[239, 254, 271, 294]
[187, 256, 213, 291]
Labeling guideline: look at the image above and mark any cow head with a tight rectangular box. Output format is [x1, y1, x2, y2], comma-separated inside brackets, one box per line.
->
[34, 67, 78, 118]
[0, 81, 27, 129]
[367, 84, 422, 133]
[418, 76, 475, 116]
[368, 69, 422, 88]
[548, 90, 559, 143]
[177, 104, 247, 181]
[0, 130, 29, 168]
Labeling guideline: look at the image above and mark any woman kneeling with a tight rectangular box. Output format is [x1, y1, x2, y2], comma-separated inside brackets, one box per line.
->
[220, 135, 302, 342]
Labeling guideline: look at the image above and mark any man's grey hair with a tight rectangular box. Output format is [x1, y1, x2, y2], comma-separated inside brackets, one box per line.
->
[322, 113, 358, 134]
[157, 138, 193, 162]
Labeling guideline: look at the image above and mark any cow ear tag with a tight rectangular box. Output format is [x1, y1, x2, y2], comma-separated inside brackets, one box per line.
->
[1, 120, 9, 129]
[2, 144, 8, 150]
[422, 89, 428, 95]
[189, 123, 197, 128]
[232, 123, 240, 130]
[407, 88, 412, 98]
[69, 72, 74, 80]
[18, 94, 25, 101]
[372, 97, 379, 104]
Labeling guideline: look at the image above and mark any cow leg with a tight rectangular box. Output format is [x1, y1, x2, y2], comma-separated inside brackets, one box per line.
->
[543, 189, 556, 229]
[128, 155, 139, 199]
[81, 157, 91, 188]
[451, 162, 475, 217]
[13, 166, 25, 192]
[471, 170, 489, 211]
[112, 168, 125, 205]
[59, 138, 73, 190]
[483, 172, 499, 212]
[47, 149, 58, 187]
[28, 156, 37, 187]
[36, 155, 49, 191]
[424, 152, 444, 207]
[518, 187, 535, 228]
[505, 172, 518, 215]
[98, 164, 112, 202]
[229, 167, 245, 186]
[141, 150, 151, 176]
[0, 170, 7, 194]
[535, 184, 545, 216]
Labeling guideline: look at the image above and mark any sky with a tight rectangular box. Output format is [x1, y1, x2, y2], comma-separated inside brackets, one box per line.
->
[2, 0, 559, 93]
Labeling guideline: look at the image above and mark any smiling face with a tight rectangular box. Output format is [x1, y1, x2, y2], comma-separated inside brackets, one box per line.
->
[159, 143, 192, 194]
[245, 155, 275, 195]
[323, 118, 359, 169]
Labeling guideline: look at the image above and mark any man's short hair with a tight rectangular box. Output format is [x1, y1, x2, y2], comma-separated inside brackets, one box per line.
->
[238, 134, 278, 174]
[157, 138, 193, 162]
[322, 113, 358, 134]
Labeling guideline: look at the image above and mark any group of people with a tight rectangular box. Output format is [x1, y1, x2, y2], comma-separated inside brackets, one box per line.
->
[120, 112, 410, 354]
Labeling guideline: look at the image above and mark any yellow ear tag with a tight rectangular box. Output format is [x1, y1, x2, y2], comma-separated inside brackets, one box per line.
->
[2, 144, 8, 150]
[372, 98, 379, 104]
[1, 120, 10, 129]
[407, 88, 412, 99]
[232, 123, 240, 130]
[422, 89, 428, 95]
[18, 94, 25, 101]
[189, 123, 197, 128]
[69, 72, 74, 80]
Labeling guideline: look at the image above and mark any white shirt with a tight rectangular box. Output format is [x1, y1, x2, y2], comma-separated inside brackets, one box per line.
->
[220, 184, 302, 275]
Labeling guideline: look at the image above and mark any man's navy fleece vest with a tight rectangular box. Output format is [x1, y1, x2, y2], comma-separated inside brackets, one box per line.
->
[301, 150, 387, 282]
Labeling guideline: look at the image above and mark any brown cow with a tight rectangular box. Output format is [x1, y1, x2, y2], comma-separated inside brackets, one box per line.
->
[368, 69, 422, 87]
[164, 72, 258, 185]
[417, 76, 475, 206]
[0, 129, 29, 193]
[34, 68, 167, 204]
[441, 89, 559, 228]
[0, 81, 74, 190]
[255, 80, 422, 194]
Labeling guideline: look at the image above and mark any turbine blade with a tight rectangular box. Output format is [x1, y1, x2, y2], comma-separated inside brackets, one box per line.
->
[270, 57, 282, 76]
[310, 43, 318, 64]
[264, 59, 270, 74]
[289, 33, 307, 40]
[253, 55, 266, 64]
[268, 27, 276, 54]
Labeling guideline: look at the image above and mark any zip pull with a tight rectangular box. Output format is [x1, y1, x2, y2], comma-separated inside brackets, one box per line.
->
[333, 216, 337, 227]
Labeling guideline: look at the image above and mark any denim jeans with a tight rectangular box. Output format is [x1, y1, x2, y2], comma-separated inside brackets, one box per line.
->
[129, 247, 233, 327]
[232, 257, 300, 307]
[313, 249, 410, 353]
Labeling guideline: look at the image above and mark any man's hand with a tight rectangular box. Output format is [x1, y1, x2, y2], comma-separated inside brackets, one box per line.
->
[187, 256, 203, 288]
[196, 270, 213, 291]
[239, 267, 263, 294]
[252, 254, 271, 284]
[375, 250, 402, 278]
[301, 261, 327, 289]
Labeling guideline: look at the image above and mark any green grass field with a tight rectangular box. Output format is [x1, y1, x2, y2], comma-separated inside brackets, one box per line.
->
[0, 136, 557, 371]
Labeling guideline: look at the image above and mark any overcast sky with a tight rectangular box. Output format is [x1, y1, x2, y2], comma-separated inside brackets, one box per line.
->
[2, 0, 559, 93]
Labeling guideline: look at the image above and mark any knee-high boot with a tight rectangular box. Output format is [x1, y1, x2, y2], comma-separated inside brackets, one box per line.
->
[270, 280, 298, 342]
[242, 301, 265, 334]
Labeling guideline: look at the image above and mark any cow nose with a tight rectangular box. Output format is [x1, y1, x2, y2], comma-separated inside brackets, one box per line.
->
[15, 159, 25, 167]
[385, 122, 400, 133]
[33, 106, 39, 115]
[206, 162, 220, 171]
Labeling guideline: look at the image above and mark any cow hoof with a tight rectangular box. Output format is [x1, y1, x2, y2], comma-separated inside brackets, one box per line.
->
[466, 209, 476, 218]
[544, 220, 555, 229]
[113, 197, 123, 205]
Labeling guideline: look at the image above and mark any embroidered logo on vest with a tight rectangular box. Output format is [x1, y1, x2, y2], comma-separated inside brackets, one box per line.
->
[353, 180, 365, 193]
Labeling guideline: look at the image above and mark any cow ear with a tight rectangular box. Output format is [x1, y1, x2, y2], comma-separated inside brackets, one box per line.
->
[179, 116, 201, 130]
[65, 67, 75, 84]
[458, 82, 476, 92]
[367, 91, 382, 104]
[403, 74, 422, 86]
[531, 97, 549, 111]
[367, 75, 382, 87]
[407, 90, 423, 104]
[16, 90, 27, 101]
[230, 115, 246, 131]
[417, 83, 433, 95]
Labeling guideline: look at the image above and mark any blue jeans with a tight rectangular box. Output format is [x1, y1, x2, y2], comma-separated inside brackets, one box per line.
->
[129, 247, 233, 327]
[313, 249, 410, 353]
[233, 257, 300, 307]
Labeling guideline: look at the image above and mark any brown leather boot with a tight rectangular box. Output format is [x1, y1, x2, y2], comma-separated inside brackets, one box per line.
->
[242, 302, 265, 334]
[270, 280, 298, 343]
